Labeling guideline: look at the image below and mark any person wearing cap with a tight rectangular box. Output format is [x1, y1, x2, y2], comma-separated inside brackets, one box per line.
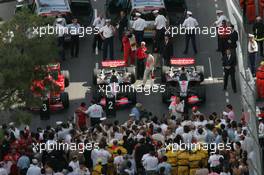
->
[100, 19, 115, 60]
[67, 18, 81, 58]
[248, 33, 258, 76]
[222, 49, 237, 93]
[253, 16, 264, 56]
[182, 11, 198, 54]
[74, 102, 88, 131]
[142, 51, 155, 87]
[132, 12, 147, 45]
[214, 10, 229, 51]
[136, 41, 147, 79]
[162, 35, 174, 66]
[55, 18, 66, 60]
[26, 159, 41, 175]
[92, 13, 105, 53]
[153, 10, 167, 54]
[83, 100, 104, 127]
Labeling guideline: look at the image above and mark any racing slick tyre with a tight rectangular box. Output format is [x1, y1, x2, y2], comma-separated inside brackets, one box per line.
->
[61, 70, 70, 88]
[195, 66, 205, 82]
[126, 66, 136, 84]
[162, 86, 173, 103]
[61, 92, 70, 109]
[93, 68, 101, 85]
[195, 85, 206, 103]
[127, 91, 137, 105]
[161, 66, 170, 83]
[92, 86, 103, 103]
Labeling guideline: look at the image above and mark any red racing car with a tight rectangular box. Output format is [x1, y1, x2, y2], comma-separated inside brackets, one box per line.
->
[29, 63, 70, 116]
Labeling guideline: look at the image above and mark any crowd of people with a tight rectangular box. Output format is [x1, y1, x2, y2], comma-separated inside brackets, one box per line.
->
[0, 100, 263, 175]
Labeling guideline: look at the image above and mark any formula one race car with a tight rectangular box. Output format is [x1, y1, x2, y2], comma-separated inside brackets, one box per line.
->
[161, 58, 205, 105]
[29, 63, 70, 117]
[92, 60, 137, 109]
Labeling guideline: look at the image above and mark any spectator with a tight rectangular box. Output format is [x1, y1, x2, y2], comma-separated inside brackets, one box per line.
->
[17, 150, 30, 175]
[208, 150, 223, 173]
[253, 16, 264, 56]
[68, 18, 80, 58]
[0, 161, 7, 175]
[26, 159, 41, 175]
[227, 24, 238, 55]
[218, 20, 231, 56]
[75, 102, 88, 131]
[248, 33, 258, 76]
[157, 156, 171, 175]
[142, 151, 158, 175]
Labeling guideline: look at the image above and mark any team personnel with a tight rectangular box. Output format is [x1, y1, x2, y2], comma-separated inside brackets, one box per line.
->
[253, 16, 264, 56]
[83, 100, 104, 127]
[182, 11, 198, 54]
[248, 34, 258, 76]
[75, 102, 88, 131]
[118, 11, 128, 51]
[218, 20, 231, 56]
[136, 41, 147, 79]
[92, 14, 105, 53]
[163, 35, 174, 66]
[153, 10, 167, 53]
[142, 51, 155, 87]
[227, 24, 238, 55]
[132, 13, 147, 45]
[55, 18, 66, 60]
[222, 49, 237, 93]
[100, 19, 115, 60]
[68, 18, 80, 58]
[214, 10, 229, 51]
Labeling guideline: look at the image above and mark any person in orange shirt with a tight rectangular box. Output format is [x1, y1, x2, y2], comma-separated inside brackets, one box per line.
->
[136, 41, 147, 79]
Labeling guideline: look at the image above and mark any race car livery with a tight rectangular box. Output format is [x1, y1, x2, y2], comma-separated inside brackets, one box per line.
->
[29, 63, 70, 117]
[92, 60, 137, 110]
[161, 58, 205, 105]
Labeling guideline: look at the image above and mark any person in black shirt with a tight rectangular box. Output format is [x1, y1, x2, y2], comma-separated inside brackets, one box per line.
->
[227, 25, 238, 55]
[162, 35, 174, 66]
[253, 16, 264, 56]
[222, 49, 237, 93]
[118, 11, 128, 51]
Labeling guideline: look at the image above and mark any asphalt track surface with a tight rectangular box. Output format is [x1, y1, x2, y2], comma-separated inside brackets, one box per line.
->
[0, 0, 243, 130]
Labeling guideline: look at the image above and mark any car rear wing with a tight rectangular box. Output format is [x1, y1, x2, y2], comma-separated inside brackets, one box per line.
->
[101, 60, 126, 68]
[170, 58, 195, 66]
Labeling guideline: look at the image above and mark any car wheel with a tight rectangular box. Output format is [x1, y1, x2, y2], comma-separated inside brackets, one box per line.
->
[60, 92, 69, 109]
[195, 85, 206, 103]
[127, 66, 137, 84]
[61, 70, 70, 88]
[161, 66, 170, 83]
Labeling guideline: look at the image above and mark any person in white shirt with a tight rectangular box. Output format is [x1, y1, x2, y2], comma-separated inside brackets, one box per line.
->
[92, 14, 105, 53]
[208, 150, 224, 170]
[26, 159, 41, 175]
[169, 96, 184, 121]
[0, 162, 8, 175]
[142, 151, 158, 174]
[153, 10, 167, 53]
[84, 100, 104, 127]
[55, 18, 66, 60]
[182, 11, 198, 54]
[259, 118, 264, 135]
[214, 10, 229, 51]
[69, 156, 80, 174]
[100, 19, 115, 60]
[142, 51, 155, 87]
[67, 18, 81, 58]
[132, 13, 147, 45]
[91, 144, 111, 167]
[113, 150, 124, 174]
[248, 33, 258, 76]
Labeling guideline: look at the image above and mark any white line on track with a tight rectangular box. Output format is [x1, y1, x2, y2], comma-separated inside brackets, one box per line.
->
[226, 98, 230, 104]
[94, 9, 98, 55]
[225, 92, 229, 97]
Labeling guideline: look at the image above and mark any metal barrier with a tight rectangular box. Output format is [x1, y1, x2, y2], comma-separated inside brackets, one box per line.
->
[226, 0, 263, 174]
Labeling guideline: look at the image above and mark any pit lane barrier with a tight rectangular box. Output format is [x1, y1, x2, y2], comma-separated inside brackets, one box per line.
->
[226, 0, 263, 174]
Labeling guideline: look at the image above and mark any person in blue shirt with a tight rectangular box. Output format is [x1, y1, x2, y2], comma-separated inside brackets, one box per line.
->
[130, 103, 142, 121]
[157, 156, 172, 175]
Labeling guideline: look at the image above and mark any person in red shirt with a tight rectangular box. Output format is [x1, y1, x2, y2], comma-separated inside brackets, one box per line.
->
[218, 20, 231, 56]
[136, 41, 147, 79]
[75, 102, 88, 132]
[122, 31, 136, 65]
